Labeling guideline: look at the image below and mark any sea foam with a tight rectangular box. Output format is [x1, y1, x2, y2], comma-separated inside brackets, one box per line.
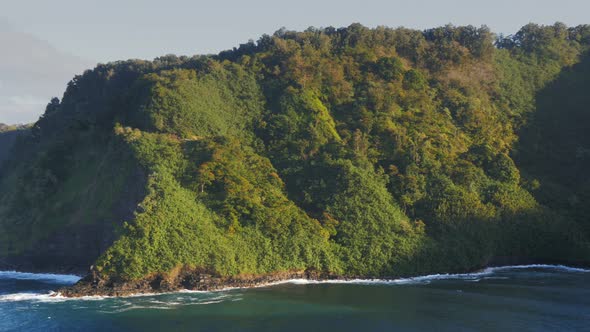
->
[0, 291, 68, 303]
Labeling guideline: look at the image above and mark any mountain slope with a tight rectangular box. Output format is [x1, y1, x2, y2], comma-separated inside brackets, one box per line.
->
[1, 23, 589, 293]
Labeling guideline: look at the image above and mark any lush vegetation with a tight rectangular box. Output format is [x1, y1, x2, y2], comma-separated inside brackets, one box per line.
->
[1, 22, 589, 279]
[0, 124, 28, 166]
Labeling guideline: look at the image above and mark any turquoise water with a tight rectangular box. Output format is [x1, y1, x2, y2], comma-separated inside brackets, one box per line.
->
[1, 265, 589, 331]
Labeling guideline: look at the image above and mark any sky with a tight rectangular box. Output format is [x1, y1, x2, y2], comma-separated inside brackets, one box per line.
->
[0, 0, 588, 124]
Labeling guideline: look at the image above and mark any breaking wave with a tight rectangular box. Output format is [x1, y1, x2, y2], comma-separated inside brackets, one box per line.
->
[280, 264, 590, 286]
[0, 271, 81, 284]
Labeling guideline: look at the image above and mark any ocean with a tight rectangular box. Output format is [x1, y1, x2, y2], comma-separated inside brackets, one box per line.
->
[1, 265, 589, 331]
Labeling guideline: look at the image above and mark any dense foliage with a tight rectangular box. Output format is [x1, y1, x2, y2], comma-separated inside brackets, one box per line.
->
[1, 22, 589, 279]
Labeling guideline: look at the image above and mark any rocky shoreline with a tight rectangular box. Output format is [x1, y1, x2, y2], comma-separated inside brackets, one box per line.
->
[54, 256, 590, 298]
[57, 267, 343, 297]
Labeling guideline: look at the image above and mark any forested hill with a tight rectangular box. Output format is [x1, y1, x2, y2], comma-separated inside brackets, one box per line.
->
[0, 124, 28, 167]
[1, 23, 589, 287]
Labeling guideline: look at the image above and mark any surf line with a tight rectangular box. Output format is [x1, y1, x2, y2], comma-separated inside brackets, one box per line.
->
[0, 264, 588, 302]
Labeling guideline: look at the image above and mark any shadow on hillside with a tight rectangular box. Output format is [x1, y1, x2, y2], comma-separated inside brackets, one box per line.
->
[516, 51, 590, 231]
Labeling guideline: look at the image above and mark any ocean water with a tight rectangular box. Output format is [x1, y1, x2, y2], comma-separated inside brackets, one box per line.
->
[1, 265, 589, 331]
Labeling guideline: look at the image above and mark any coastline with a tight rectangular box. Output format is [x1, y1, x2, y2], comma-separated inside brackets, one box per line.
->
[57, 269, 333, 297]
[2, 262, 590, 300]
[3, 265, 589, 332]
[56, 259, 590, 298]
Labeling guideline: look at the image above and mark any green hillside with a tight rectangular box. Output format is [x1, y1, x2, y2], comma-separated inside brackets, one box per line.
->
[1, 23, 589, 284]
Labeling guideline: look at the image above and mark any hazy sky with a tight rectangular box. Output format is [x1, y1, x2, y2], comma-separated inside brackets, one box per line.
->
[1, 0, 589, 124]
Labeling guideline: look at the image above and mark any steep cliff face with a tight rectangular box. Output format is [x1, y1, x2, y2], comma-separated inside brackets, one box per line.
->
[1, 24, 589, 290]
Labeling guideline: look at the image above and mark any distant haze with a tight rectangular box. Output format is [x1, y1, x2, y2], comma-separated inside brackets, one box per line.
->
[1, 0, 589, 124]
[0, 22, 92, 124]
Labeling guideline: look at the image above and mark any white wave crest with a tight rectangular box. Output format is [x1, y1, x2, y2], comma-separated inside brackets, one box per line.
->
[276, 264, 589, 286]
[0, 291, 67, 303]
[487, 264, 590, 273]
[0, 291, 113, 303]
[0, 271, 81, 284]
